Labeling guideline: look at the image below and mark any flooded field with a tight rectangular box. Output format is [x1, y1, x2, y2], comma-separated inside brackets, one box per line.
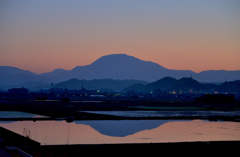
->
[0, 111, 49, 118]
[83, 110, 240, 118]
[1, 119, 240, 145]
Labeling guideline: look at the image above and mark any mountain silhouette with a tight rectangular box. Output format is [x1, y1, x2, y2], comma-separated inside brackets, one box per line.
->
[41, 54, 239, 82]
[54, 78, 147, 92]
[122, 77, 240, 93]
[216, 80, 240, 93]
[0, 66, 35, 76]
[40, 54, 195, 82]
[0, 66, 49, 90]
[193, 70, 240, 83]
[122, 77, 177, 93]
[52, 54, 172, 82]
[146, 77, 177, 91]
[1, 54, 240, 91]
[169, 77, 202, 91]
[40, 68, 69, 79]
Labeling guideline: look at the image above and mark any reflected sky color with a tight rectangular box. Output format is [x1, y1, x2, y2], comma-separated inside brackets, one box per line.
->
[0, 120, 239, 145]
[1, 0, 240, 73]
[76, 120, 169, 137]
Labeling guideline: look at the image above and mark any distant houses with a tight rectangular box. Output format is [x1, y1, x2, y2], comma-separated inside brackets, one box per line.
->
[40, 87, 97, 96]
[8, 87, 28, 94]
[2, 77, 240, 101]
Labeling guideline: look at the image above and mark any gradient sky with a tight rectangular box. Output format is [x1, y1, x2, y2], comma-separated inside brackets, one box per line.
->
[1, 0, 240, 74]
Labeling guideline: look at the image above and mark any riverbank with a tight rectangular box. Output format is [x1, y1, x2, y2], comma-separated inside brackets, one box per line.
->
[16, 141, 240, 157]
[1, 125, 239, 156]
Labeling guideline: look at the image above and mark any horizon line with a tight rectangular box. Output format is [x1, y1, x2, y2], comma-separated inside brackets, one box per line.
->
[1, 53, 240, 74]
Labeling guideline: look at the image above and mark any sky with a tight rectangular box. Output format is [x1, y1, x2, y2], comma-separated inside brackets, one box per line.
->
[1, 0, 240, 74]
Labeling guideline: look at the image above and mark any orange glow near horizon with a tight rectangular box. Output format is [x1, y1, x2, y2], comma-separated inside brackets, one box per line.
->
[1, 25, 239, 74]
[1, 39, 240, 74]
[1, 1, 240, 74]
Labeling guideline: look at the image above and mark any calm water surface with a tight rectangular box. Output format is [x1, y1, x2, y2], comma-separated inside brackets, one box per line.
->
[83, 110, 240, 117]
[0, 120, 239, 145]
[0, 111, 49, 118]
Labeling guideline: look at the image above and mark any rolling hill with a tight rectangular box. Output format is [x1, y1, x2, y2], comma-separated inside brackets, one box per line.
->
[53, 78, 148, 92]
[122, 77, 240, 93]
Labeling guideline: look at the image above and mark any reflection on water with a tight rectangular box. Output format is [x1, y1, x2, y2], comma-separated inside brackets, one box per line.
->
[0, 111, 49, 118]
[77, 120, 169, 137]
[0, 120, 240, 145]
[83, 110, 240, 117]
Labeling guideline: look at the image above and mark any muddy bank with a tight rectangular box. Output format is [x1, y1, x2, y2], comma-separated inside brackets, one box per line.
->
[17, 141, 240, 157]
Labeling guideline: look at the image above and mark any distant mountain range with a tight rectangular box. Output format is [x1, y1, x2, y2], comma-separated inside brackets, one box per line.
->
[39, 54, 194, 83]
[51, 77, 240, 93]
[0, 54, 240, 91]
[122, 77, 240, 93]
[54, 78, 147, 92]
[0, 66, 49, 91]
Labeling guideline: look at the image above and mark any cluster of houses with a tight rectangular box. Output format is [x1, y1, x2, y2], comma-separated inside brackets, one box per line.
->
[6, 87, 105, 98]
[4, 86, 239, 101]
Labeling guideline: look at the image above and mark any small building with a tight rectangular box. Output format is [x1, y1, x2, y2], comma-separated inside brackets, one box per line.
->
[40, 88, 50, 93]
[8, 87, 28, 94]
[49, 88, 66, 94]
[90, 95, 105, 98]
